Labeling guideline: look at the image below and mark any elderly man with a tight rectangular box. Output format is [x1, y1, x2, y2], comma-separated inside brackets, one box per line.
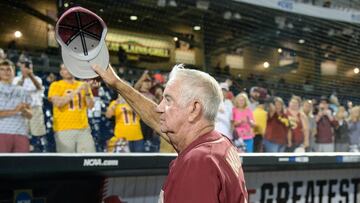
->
[93, 64, 248, 203]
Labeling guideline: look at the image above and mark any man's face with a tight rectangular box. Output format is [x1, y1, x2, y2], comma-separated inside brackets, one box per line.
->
[156, 80, 188, 142]
[275, 100, 283, 112]
[0, 65, 14, 82]
[289, 99, 300, 111]
[60, 65, 74, 80]
[141, 80, 152, 91]
[303, 101, 312, 114]
[250, 91, 259, 100]
[319, 101, 329, 110]
[20, 63, 33, 76]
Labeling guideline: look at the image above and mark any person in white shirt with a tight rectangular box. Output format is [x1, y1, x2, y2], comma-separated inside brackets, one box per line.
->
[13, 59, 46, 150]
[215, 82, 233, 140]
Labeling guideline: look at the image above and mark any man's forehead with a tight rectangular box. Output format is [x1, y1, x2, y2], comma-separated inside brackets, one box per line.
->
[163, 81, 179, 95]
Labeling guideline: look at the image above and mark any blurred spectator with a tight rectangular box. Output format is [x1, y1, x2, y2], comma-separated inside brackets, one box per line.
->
[153, 73, 165, 85]
[0, 60, 32, 152]
[134, 70, 158, 152]
[48, 64, 95, 153]
[315, 96, 337, 152]
[329, 93, 340, 114]
[346, 100, 353, 117]
[40, 52, 50, 68]
[215, 83, 233, 140]
[13, 59, 46, 152]
[0, 48, 7, 60]
[249, 87, 260, 111]
[348, 106, 360, 152]
[252, 99, 267, 152]
[105, 95, 144, 152]
[117, 47, 127, 66]
[224, 79, 235, 100]
[232, 93, 255, 152]
[151, 84, 165, 104]
[302, 100, 317, 152]
[18, 50, 29, 64]
[334, 106, 349, 152]
[263, 97, 290, 152]
[286, 96, 309, 151]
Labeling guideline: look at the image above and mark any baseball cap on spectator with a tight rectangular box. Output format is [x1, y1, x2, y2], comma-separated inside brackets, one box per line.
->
[219, 82, 229, 91]
[153, 73, 165, 84]
[55, 6, 109, 79]
[250, 86, 259, 94]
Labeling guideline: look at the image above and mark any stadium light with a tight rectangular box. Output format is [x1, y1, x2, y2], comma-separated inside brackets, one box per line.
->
[278, 48, 283, 53]
[193, 26, 201, 31]
[130, 16, 138, 21]
[354, 67, 360, 74]
[298, 39, 305, 44]
[263, 62, 270, 68]
[14, 31, 22, 38]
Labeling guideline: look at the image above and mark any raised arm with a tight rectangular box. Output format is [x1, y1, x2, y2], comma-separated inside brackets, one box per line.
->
[92, 64, 170, 144]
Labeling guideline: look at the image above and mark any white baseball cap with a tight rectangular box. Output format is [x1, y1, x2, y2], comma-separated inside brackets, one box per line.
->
[219, 82, 229, 91]
[55, 6, 109, 79]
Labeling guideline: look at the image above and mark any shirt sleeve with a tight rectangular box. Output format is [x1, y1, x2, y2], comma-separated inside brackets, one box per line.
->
[168, 154, 221, 203]
[48, 82, 58, 99]
[108, 100, 116, 109]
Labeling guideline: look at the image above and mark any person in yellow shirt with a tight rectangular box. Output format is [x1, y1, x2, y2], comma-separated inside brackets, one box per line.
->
[48, 64, 95, 153]
[106, 94, 144, 152]
[253, 100, 267, 152]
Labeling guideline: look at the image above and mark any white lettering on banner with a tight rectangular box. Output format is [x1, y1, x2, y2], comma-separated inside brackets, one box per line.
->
[106, 41, 170, 58]
[83, 159, 119, 167]
[254, 178, 360, 203]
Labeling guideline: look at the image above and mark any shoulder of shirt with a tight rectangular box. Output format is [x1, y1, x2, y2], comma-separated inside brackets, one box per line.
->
[186, 137, 230, 161]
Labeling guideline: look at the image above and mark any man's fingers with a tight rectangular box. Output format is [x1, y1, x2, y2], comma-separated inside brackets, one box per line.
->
[91, 64, 102, 75]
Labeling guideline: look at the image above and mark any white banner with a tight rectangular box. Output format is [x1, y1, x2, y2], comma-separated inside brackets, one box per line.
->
[235, 0, 360, 24]
[103, 169, 360, 203]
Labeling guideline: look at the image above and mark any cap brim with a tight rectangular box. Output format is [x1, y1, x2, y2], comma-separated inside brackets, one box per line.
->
[61, 41, 109, 79]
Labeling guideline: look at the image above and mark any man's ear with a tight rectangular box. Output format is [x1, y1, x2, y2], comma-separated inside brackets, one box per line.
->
[188, 100, 202, 122]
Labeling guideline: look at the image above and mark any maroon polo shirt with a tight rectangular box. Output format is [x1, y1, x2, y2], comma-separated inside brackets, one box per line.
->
[160, 130, 248, 203]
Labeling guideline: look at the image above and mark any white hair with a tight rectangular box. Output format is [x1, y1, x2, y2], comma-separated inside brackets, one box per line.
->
[167, 64, 223, 122]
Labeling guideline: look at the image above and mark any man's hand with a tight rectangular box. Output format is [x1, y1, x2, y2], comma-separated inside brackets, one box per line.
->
[92, 64, 120, 88]
[15, 103, 28, 112]
[76, 82, 91, 94]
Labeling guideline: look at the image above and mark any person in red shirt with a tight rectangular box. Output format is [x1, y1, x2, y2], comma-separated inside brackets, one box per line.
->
[286, 96, 309, 151]
[93, 64, 248, 203]
[263, 97, 291, 152]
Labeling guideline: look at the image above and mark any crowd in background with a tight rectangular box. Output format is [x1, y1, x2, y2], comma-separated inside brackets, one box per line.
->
[0, 47, 359, 153]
